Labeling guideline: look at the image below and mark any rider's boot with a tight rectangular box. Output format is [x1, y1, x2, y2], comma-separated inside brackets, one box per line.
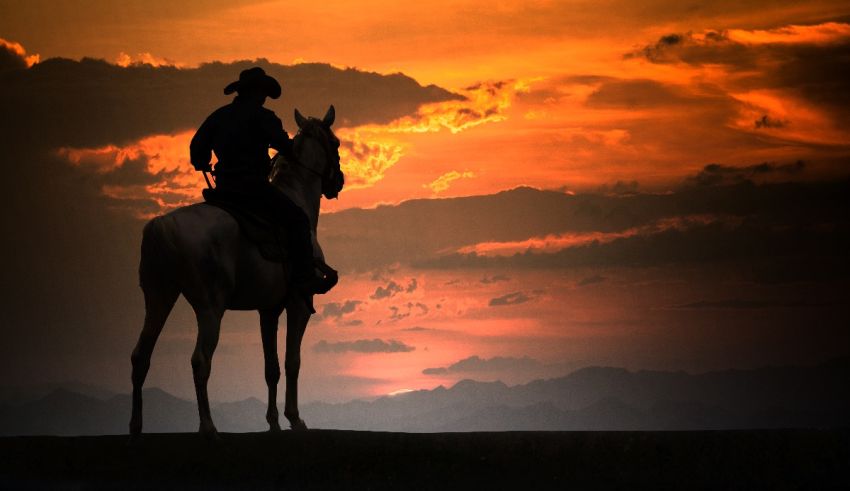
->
[295, 260, 337, 295]
[291, 260, 338, 312]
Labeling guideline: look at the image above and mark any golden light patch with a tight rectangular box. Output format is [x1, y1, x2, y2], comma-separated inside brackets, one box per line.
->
[0, 37, 39, 66]
[334, 79, 527, 191]
[115, 51, 182, 68]
[730, 89, 850, 146]
[58, 131, 204, 218]
[425, 170, 476, 194]
[336, 128, 406, 190]
[457, 215, 726, 257]
[726, 22, 850, 45]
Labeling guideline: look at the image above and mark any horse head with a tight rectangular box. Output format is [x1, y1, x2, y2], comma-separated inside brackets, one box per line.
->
[280, 105, 344, 199]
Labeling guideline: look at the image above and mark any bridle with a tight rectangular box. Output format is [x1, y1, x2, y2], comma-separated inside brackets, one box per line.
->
[276, 120, 343, 198]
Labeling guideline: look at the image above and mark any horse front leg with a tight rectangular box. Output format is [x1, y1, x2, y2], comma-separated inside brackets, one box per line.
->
[284, 297, 311, 431]
[259, 308, 283, 432]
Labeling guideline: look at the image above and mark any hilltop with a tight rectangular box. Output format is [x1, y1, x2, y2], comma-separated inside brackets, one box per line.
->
[1, 430, 847, 489]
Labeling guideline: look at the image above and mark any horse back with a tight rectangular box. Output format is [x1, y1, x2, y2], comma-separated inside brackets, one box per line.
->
[140, 203, 286, 310]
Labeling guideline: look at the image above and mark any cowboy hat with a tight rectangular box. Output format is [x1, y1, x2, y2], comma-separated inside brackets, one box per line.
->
[223, 67, 281, 99]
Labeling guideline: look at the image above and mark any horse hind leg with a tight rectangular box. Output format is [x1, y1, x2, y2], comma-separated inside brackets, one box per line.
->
[129, 281, 179, 437]
[191, 307, 223, 439]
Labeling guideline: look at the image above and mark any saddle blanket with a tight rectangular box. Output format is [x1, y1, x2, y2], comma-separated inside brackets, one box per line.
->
[202, 188, 288, 263]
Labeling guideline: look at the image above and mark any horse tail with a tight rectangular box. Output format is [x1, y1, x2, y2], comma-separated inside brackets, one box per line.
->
[139, 215, 179, 292]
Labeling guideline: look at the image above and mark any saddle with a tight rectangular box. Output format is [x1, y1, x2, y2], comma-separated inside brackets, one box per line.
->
[202, 188, 288, 263]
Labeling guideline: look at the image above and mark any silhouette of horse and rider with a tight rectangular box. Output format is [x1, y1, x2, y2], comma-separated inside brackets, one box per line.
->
[130, 67, 343, 439]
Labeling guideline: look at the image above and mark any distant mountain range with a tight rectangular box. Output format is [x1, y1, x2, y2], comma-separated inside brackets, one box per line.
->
[1, 358, 847, 435]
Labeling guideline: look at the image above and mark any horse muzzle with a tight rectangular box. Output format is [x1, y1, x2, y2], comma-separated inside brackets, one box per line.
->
[322, 170, 344, 199]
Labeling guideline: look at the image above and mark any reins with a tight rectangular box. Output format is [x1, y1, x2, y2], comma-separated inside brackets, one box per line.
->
[277, 122, 339, 184]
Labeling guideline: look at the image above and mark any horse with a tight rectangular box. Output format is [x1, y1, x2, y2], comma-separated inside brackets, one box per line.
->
[129, 105, 343, 439]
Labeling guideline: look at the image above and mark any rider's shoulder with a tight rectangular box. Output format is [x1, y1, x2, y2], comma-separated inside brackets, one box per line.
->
[210, 100, 280, 125]
[208, 103, 237, 119]
[259, 105, 280, 119]
[258, 106, 283, 127]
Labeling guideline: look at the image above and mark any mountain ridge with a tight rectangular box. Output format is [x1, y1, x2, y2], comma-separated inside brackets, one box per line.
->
[1, 357, 847, 435]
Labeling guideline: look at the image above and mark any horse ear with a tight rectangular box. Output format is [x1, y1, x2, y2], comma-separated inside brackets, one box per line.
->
[322, 105, 335, 126]
[294, 108, 307, 128]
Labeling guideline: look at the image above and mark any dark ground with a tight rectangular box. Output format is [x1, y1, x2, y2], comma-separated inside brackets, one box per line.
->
[0, 430, 848, 490]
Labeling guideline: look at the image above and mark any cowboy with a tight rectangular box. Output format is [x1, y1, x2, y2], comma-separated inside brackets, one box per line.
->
[190, 66, 335, 296]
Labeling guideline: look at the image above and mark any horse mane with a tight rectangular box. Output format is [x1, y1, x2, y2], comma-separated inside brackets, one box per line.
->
[270, 117, 337, 186]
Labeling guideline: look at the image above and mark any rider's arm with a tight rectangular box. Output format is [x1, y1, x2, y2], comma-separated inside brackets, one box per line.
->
[190, 116, 215, 171]
[266, 113, 297, 160]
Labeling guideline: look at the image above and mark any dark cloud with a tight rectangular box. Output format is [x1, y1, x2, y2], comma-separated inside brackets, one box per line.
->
[463, 80, 509, 95]
[312, 339, 414, 354]
[388, 306, 408, 320]
[480, 275, 510, 284]
[595, 180, 639, 196]
[371, 281, 403, 300]
[388, 302, 429, 320]
[370, 278, 417, 299]
[322, 186, 654, 271]
[422, 355, 540, 375]
[628, 28, 850, 121]
[754, 115, 787, 129]
[0, 41, 28, 72]
[408, 173, 850, 286]
[767, 42, 850, 120]
[0, 57, 461, 149]
[419, 214, 850, 285]
[317, 300, 362, 320]
[405, 278, 418, 293]
[685, 161, 805, 187]
[323, 170, 850, 274]
[402, 326, 433, 332]
[626, 30, 751, 66]
[489, 291, 533, 307]
[577, 275, 606, 287]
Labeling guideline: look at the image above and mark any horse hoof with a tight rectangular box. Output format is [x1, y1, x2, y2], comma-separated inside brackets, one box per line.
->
[127, 433, 142, 447]
[199, 425, 221, 442]
[290, 419, 308, 431]
[129, 418, 142, 436]
[268, 422, 283, 433]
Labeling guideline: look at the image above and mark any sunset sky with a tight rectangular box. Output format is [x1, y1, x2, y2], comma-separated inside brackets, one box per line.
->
[1, 0, 848, 404]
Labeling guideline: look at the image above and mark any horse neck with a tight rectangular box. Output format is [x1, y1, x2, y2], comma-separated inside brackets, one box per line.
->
[272, 143, 323, 230]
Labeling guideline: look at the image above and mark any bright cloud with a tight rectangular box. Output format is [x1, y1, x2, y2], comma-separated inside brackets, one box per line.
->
[425, 170, 476, 194]
[115, 51, 182, 68]
[58, 131, 202, 218]
[0, 37, 39, 66]
[726, 21, 850, 45]
[456, 214, 729, 257]
[336, 80, 527, 191]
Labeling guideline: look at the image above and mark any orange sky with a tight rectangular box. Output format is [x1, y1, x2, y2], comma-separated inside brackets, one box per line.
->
[3, 2, 842, 214]
[4, 1, 849, 213]
[1, 0, 849, 403]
